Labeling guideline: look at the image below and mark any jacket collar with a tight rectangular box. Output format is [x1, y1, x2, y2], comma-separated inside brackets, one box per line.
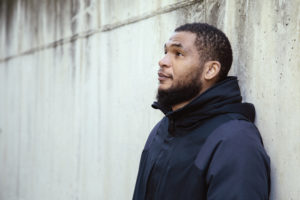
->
[152, 76, 255, 129]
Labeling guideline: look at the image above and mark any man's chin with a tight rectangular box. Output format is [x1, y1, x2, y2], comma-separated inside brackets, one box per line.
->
[158, 83, 172, 92]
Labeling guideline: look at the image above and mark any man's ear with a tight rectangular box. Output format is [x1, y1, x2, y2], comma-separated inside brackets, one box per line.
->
[203, 61, 221, 81]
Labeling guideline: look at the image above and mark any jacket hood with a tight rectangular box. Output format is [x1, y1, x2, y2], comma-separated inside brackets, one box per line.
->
[152, 76, 255, 127]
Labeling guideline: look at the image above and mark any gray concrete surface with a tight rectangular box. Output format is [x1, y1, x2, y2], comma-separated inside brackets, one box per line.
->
[0, 0, 299, 199]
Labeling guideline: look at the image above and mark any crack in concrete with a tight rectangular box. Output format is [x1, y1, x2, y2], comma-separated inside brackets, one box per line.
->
[0, 0, 203, 63]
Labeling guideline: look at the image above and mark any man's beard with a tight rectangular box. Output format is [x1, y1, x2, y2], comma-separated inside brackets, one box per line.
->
[156, 68, 203, 107]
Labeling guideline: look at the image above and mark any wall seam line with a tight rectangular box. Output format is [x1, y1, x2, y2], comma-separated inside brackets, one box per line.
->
[0, 0, 204, 63]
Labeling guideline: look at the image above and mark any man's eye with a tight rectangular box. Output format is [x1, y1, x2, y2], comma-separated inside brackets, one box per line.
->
[175, 52, 182, 56]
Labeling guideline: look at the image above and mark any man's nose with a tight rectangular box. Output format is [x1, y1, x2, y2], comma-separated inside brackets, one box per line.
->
[158, 55, 171, 68]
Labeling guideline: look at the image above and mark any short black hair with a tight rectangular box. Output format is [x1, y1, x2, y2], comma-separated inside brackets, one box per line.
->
[175, 23, 233, 81]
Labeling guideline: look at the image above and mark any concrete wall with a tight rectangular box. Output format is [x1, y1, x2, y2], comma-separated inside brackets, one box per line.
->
[0, 0, 299, 199]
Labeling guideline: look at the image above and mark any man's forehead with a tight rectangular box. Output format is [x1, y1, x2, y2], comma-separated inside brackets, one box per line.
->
[165, 31, 196, 48]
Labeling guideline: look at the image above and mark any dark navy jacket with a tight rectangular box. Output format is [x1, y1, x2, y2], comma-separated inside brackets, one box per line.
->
[133, 77, 270, 200]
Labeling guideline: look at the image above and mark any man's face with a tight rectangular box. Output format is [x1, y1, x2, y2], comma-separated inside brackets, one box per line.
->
[156, 31, 204, 107]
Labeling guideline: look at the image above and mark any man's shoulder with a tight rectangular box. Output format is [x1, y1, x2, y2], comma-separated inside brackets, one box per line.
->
[209, 119, 262, 145]
[199, 118, 267, 162]
[194, 118, 269, 171]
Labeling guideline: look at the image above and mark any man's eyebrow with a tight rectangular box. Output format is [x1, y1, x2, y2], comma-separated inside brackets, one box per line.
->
[164, 42, 184, 49]
[171, 43, 183, 48]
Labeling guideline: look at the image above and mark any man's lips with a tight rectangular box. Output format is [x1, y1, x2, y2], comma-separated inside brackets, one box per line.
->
[158, 72, 172, 81]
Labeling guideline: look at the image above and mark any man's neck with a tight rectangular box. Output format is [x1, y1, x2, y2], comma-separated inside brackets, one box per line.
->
[171, 84, 212, 111]
[172, 101, 191, 111]
[171, 91, 202, 111]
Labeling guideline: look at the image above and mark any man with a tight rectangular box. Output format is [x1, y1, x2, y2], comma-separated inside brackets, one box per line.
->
[133, 23, 270, 200]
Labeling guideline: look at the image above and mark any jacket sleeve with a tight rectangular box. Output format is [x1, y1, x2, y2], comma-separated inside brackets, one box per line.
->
[205, 120, 270, 200]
